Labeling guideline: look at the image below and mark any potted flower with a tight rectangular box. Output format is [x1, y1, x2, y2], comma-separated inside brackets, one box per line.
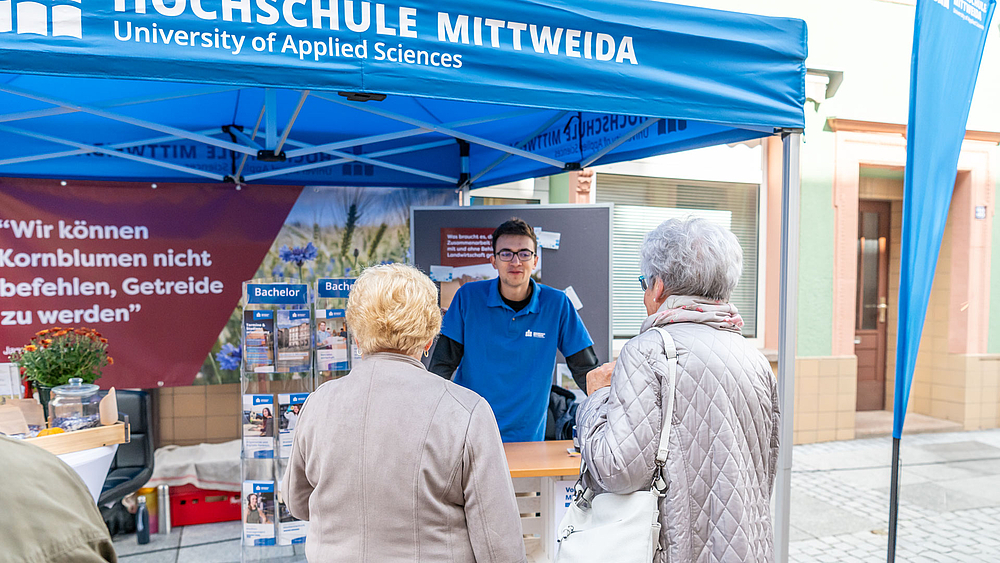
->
[10, 327, 113, 419]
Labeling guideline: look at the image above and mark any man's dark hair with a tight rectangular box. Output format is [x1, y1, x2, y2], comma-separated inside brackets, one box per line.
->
[492, 217, 537, 253]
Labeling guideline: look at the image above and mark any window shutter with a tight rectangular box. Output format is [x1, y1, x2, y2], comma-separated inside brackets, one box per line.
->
[595, 174, 759, 338]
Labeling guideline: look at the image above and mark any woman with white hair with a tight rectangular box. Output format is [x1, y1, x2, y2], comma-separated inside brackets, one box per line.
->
[577, 218, 779, 562]
[283, 263, 526, 563]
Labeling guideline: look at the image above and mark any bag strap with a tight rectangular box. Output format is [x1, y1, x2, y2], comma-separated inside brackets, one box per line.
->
[573, 326, 680, 506]
[650, 327, 678, 467]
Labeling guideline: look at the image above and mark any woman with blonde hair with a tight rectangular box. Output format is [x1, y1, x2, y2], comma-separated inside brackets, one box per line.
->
[283, 263, 525, 563]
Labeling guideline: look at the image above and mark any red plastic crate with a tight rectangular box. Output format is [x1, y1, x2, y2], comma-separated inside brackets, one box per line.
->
[169, 484, 241, 527]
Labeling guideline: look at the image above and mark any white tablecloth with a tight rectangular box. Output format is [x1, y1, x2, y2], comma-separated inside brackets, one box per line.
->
[146, 439, 241, 492]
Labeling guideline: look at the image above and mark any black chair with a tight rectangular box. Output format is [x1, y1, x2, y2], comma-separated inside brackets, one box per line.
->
[98, 389, 154, 506]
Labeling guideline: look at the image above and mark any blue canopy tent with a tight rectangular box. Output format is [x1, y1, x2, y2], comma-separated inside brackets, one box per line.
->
[0, 0, 804, 187]
[0, 0, 806, 558]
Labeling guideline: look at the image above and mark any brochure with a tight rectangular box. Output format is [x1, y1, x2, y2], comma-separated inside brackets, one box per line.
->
[242, 394, 275, 459]
[275, 309, 312, 373]
[242, 481, 276, 546]
[275, 463, 308, 545]
[243, 310, 275, 373]
[278, 393, 308, 458]
[0, 363, 21, 398]
[315, 309, 349, 372]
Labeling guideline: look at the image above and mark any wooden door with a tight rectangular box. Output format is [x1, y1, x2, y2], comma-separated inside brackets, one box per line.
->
[855, 201, 891, 411]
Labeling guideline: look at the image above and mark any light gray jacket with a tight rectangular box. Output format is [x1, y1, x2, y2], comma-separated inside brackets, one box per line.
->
[577, 322, 779, 563]
[283, 353, 526, 563]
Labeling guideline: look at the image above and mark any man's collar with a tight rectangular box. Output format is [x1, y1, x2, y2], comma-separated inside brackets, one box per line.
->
[487, 278, 540, 315]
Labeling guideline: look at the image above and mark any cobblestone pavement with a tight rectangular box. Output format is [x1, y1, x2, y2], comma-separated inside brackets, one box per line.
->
[788, 428, 1000, 562]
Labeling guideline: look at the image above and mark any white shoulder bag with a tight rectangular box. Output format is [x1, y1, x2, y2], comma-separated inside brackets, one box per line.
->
[555, 327, 677, 563]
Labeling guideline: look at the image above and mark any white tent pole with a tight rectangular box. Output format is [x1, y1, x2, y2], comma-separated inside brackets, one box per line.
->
[284, 108, 543, 160]
[0, 84, 256, 156]
[285, 128, 430, 159]
[469, 110, 568, 184]
[312, 92, 566, 169]
[232, 105, 266, 183]
[774, 131, 801, 563]
[228, 126, 263, 150]
[0, 86, 239, 124]
[245, 139, 454, 182]
[0, 128, 220, 167]
[275, 90, 310, 154]
[265, 88, 278, 151]
[0, 123, 225, 181]
[579, 117, 659, 167]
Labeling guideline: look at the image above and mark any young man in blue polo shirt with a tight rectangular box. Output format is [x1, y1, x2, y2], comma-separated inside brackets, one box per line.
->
[430, 218, 601, 442]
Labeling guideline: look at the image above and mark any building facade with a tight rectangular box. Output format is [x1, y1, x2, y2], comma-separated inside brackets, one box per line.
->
[473, 0, 1000, 444]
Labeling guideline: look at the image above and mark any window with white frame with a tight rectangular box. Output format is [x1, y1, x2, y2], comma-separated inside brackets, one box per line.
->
[595, 175, 760, 339]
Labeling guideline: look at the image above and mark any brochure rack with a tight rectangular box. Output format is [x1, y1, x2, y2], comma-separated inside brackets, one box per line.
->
[238, 277, 358, 560]
[314, 278, 358, 384]
[240, 278, 311, 562]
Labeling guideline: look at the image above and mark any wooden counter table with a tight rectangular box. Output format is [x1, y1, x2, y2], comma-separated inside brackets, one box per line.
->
[504, 440, 581, 563]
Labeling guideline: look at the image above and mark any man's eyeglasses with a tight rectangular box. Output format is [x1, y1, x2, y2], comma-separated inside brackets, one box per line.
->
[639, 275, 647, 291]
[495, 249, 536, 262]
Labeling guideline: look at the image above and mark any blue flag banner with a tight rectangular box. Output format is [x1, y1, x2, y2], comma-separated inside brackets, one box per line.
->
[894, 0, 994, 439]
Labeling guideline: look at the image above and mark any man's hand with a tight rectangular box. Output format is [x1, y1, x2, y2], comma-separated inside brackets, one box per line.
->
[586, 361, 616, 395]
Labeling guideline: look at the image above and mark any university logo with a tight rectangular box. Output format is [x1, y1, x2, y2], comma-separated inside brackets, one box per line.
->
[0, 0, 82, 38]
[524, 329, 546, 339]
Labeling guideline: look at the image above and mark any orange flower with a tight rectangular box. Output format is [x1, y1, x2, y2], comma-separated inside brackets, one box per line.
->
[42, 339, 52, 345]
[35, 329, 49, 336]
[55, 330, 68, 336]
[24, 345, 37, 352]
[107, 356, 114, 365]
[99, 338, 108, 344]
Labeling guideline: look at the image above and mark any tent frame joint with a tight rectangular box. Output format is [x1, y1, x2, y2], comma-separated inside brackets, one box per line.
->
[257, 149, 287, 162]
[458, 139, 470, 188]
[338, 91, 387, 103]
[563, 162, 582, 171]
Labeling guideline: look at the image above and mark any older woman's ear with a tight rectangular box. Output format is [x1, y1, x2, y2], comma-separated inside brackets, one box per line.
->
[644, 277, 670, 316]
[653, 278, 669, 302]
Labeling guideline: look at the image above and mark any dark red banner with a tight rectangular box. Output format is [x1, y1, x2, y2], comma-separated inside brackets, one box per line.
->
[0, 178, 302, 389]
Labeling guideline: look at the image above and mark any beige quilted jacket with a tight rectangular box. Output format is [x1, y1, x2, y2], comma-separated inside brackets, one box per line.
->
[577, 321, 779, 563]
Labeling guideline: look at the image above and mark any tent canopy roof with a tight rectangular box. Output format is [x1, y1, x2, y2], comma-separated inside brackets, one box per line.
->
[0, 0, 806, 187]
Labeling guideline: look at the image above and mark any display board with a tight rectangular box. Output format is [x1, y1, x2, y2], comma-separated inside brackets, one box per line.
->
[411, 204, 612, 367]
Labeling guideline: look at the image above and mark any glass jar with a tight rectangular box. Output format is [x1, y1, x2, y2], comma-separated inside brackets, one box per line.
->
[49, 378, 101, 431]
